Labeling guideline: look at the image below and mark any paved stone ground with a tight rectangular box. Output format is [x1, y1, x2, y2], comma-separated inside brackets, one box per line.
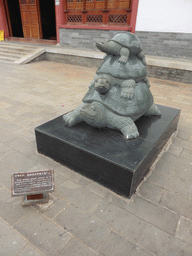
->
[0, 60, 192, 256]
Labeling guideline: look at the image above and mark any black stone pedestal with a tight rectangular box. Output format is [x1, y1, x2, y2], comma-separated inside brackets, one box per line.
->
[35, 105, 180, 198]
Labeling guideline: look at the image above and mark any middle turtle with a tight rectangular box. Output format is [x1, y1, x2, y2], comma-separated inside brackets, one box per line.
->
[93, 54, 149, 99]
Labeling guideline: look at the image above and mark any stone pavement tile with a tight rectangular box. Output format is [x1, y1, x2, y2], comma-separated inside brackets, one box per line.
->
[0, 128, 16, 144]
[0, 166, 16, 189]
[15, 118, 38, 131]
[87, 180, 111, 198]
[0, 142, 12, 158]
[20, 111, 44, 122]
[147, 160, 191, 198]
[99, 231, 154, 256]
[0, 101, 13, 110]
[160, 191, 192, 220]
[138, 224, 192, 256]
[0, 159, 8, 171]
[0, 187, 31, 225]
[138, 181, 165, 204]
[87, 180, 129, 210]
[56, 238, 99, 256]
[18, 244, 43, 256]
[0, 111, 13, 122]
[55, 164, 85, 183]
[161, 152, 192, 171]
[172, 137, 192, 151]
[55, 180, 102, 212]
[13, 211, 71, 256]
[104, 191, 128, 209]
[27, 163, 50, 173]
[181, 148, 192, 160]
[177, 129, 191, 140]
[0, 218, 27, 256]
[168, 144, 183, 156]
[0, 118, 22, 133]
[0, 96, 21, 106]
[1, 150, 37, 172]
[55, 204, 89, 232]
[176, 217, 192, 246]
[188, 186, 192, 200]
[29, 152, 58, 170]
[8, 137, 36, 157]
[125, 196, 179, 235]
[78, 175, 92, 187]
[33, 194, 67, 220]
[92, 198, 147, 243]
[54, 172, 68, 186]
[73, 216, 110, 251]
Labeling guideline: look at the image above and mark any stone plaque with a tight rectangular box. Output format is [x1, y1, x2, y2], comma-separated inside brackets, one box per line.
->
[11, 170, 55, 197]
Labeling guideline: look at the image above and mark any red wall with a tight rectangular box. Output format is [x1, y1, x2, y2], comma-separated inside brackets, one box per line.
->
[0, 0, 9, 38]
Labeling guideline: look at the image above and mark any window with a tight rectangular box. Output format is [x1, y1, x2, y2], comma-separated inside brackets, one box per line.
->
[64, 0, 132, 26]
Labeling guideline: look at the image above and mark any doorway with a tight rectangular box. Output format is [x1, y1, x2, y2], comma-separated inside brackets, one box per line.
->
[5, 0, 56, 40]
[39, 0, 56, 40]
[6, 0, 23, 37]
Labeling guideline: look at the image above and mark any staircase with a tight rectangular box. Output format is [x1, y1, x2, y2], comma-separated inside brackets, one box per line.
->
[0, 42, 45, 64]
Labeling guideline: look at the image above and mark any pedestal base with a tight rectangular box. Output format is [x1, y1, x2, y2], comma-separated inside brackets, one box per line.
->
[22, 193, 49, 206]
[35, 105, 180, 198]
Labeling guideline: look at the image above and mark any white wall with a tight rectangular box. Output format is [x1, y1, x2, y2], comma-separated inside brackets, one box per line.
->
[136, 0, 192, 33]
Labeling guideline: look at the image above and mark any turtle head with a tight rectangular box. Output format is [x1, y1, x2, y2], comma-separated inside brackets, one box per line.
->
[94, 74, 112, 94]
[80, 102, 105, 127]
[96, 41, 111, 54]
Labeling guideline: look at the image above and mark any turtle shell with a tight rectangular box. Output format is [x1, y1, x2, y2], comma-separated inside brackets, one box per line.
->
[96, 55, 147, 81]
[83, 81, 154, 119]
[110, 32, 142, 55]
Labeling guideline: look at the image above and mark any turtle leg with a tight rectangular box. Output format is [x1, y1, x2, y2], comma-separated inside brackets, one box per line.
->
[118, 47, 130, 64]
[120, 79, 136, 100]
[144, 104, 161, 116]
[137, 51, 146, 65]
[120, 118, 139, 140]
[107, 112, 139, 140]
[62, 103, 86, 127]
[143, 77, 150, 87]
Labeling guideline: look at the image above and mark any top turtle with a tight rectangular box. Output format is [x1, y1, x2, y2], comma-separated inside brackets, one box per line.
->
[96, 32, 145, 64]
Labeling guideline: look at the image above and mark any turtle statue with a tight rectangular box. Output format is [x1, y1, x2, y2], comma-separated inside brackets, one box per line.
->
[63, 32, 161, 140]
[96, 32, 146, 65]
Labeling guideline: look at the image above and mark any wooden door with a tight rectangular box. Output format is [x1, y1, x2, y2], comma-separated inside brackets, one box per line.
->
[19, 0, 42, 39]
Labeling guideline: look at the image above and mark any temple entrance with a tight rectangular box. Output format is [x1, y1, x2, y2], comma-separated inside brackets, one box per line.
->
[4, 0, 56, 40]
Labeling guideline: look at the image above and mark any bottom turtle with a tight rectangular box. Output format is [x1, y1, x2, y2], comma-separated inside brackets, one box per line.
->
[63, 101, 161, 140]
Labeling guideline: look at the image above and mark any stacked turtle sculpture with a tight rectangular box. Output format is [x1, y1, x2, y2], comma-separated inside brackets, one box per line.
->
[63, 32, 161, 140]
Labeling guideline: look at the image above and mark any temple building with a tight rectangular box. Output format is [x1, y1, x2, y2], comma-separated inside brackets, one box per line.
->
[0, 0, 191, 59]
[0, 0, 139, 45]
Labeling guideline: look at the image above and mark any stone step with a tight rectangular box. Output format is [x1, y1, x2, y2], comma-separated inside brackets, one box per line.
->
[0, 47, 35, 55]
[0, 51, 26, 58]
[0, 55, 18, 62]
[0, 42, 38, 50]
[0, 42, 45, 64]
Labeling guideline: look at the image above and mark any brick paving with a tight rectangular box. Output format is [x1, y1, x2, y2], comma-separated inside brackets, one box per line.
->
[0, 60, 192, 256]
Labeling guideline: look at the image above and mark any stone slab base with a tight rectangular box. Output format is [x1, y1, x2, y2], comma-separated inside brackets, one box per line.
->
[35, 105, 180, 198]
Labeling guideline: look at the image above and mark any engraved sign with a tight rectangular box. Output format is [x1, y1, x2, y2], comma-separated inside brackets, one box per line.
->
[11, 170, 54, 197]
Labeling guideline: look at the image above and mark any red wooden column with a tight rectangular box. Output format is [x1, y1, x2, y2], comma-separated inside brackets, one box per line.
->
[55, 0, 65, 43]
[130, 0, 139, 34]
[0, 0, 9, 38]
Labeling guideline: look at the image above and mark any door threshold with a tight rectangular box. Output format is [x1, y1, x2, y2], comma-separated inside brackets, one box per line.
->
[7, 37, 57, 45]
